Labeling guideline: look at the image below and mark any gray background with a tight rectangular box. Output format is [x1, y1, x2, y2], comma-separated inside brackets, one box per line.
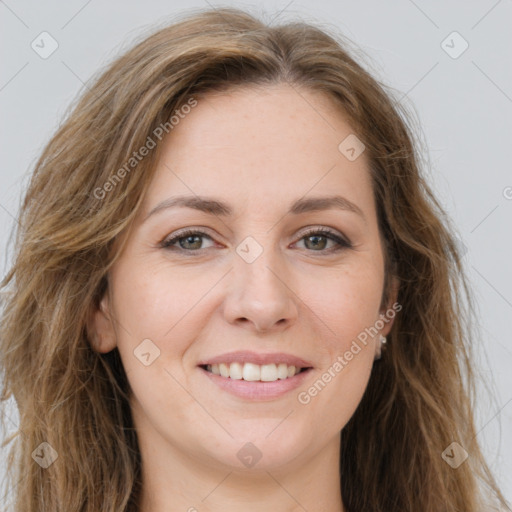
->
[1, 0, 511, 507]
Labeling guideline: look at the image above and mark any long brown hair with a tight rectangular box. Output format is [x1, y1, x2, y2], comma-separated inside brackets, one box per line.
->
[0, 6, 508, 511]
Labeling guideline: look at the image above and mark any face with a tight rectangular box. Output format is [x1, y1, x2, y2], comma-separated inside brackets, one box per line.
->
[90, 83, 398, 473]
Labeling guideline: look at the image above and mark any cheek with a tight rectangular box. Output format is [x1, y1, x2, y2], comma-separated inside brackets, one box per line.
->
[108, 256, 234, 411]
[299, 316, 376, 435]
[321, 357, 374, 434]
[109, 262, 201, 430]
[111, 257, 210, 339]
[107, 262, 197, 384]
[295, 265, 380, 430]
[306, 263, 383, 354]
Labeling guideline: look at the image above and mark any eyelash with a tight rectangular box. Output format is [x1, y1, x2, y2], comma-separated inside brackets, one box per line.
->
[160, 227, 352, 254]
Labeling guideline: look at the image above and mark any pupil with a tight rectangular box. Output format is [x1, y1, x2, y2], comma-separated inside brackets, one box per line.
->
[182, 235, 201, 249]
[307, 235, 326, 250]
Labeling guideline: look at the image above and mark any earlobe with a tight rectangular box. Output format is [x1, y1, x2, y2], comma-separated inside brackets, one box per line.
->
[375, 276, 399, 359]
[87, 294, 117, 354]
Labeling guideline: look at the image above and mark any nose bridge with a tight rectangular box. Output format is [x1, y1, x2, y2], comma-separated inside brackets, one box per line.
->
[235, 234, 287, 302]
[224, 234, 297, 331]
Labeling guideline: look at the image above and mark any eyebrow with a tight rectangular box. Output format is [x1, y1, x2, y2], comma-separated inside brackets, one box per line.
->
[144, 194, 366, 223]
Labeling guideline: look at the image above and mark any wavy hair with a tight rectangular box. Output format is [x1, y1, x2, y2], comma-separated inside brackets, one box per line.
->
[0, 6, 508, 511]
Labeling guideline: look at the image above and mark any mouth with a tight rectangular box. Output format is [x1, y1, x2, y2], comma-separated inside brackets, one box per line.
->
[199, 362, 313, 382]
[196, 351, 314, 400]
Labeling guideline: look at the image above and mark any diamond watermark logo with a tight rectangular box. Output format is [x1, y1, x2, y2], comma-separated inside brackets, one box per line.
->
[32, 442, 58, 468]
[236, 236, 263, 263]
[338, 134, 365, 162]
[31, 31, 59, 59]
[236, 442, 263, 468]
[442, 442, 468, 469]
[441, 31, 469, 59]
[134, 338, 161, 366]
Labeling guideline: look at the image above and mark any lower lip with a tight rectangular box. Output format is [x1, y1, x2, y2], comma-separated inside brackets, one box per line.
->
[199, 366, 313, 401]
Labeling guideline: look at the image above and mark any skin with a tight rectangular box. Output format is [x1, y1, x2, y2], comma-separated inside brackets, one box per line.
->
[89, 83, 399, 512]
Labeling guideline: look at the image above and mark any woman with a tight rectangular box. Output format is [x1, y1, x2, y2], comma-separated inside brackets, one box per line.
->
[0, 6, 508, 512]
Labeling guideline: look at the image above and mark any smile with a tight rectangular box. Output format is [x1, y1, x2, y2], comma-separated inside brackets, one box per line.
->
[201, 362, 309, 382]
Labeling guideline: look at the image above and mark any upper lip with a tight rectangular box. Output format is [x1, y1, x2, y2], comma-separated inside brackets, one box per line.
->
[198, 350, 313, 368]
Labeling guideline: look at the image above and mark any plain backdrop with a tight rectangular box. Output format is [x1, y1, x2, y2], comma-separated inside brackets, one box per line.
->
[1, 0, 511, 507]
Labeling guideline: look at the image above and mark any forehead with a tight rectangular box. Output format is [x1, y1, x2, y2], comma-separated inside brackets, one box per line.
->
[144, 84, 374, 216]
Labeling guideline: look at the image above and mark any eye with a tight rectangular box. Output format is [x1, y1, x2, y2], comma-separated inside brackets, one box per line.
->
[160, 229, 215, 252]
[294, 227, 352, 252]
[160, 227, 352, 254]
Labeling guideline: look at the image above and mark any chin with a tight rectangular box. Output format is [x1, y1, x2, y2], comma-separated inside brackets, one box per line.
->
[202, 428, 310, 472]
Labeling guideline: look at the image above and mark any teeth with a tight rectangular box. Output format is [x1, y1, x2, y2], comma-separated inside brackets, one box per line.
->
[229, 362, 243, 380]
[260, 363, 277, 382]
[205, 362, 304, 381]
[219, 363, 229, 378]
[277, 363, 288, 380]
[243, 363, 260, 381]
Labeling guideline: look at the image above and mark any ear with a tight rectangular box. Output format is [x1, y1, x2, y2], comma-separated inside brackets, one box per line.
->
[373, 275, 400, 360]
[379, 275, 400, 337]
[87, 292, 117, 354]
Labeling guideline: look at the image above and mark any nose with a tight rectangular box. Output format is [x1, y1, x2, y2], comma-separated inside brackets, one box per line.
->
[222, 244, 299, 334]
